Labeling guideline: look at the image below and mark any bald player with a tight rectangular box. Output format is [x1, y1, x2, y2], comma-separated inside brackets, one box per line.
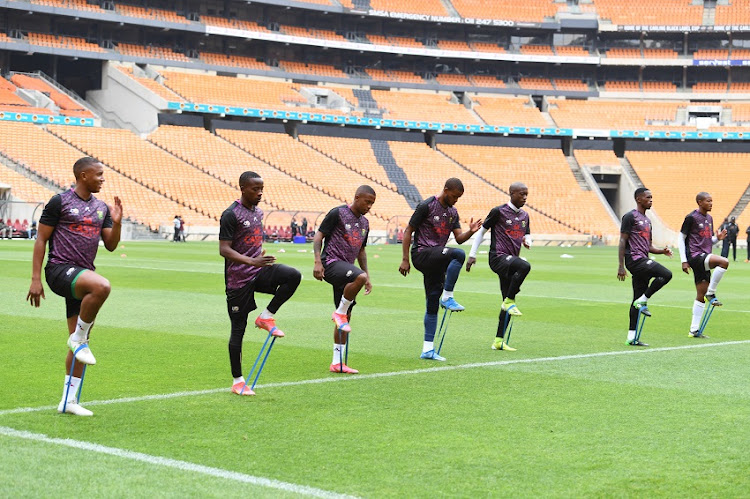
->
[678, 191, 729, 338]
[399, 178, 481, 361]
[27, 157, 123, 416]
[313, 185, 376, 374]
[467, 182, 531, 351]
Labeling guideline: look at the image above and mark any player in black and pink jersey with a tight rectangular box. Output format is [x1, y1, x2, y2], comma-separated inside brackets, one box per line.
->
[617, 188, 673, 347]
[313, 185, 376, 374]
[219, 171, 301, 396]
[27, 157, 123, 416]
[399, 178, 481, 361]
[467, 182, 533, 351]
[678, 191, 729, 338]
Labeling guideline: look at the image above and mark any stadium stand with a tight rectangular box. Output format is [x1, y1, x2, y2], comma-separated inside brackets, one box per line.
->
[468, 75, 506, 88]
[0, 78, 29, 107]
[554, 79, 589, 92]
[694, 50, 730, 60]
[450, 0, 559, 22]
[605, 48, 642, 58]
[555, 46, 590, 57]
[469, 42, 506, 54]
[200, 16, 270, 33]
[146, 125, 335, 215]
[715, 0, 750, 25]
[369, 90, 480, 124]
[642, 49, 679, 59]
[626, 151, 750, 231]
[574, 149, 621, 171]
[0, 163, 58, 204]
[471, 96, 547, 127]
[733, 49, 750, 60]
[10, 73, 94, 117]
[47, 125, 237, 223]
[692, 82, 729, 93]
[642, 81, 678, 92]
[115, 66, 186, 103]
[29, 0, 104, 12]
[0, 122, 210, 230]
[434, 74, 472, 87]
[591, 0, 704, 26]
[518, 78, 555, 91]
[437, 40, 472, 52]
[279, 61, 349, 79]
[548, 99, 683, 129]
[368, 0, 449, 16]
[438, 143, 619, 236]
[215, 129, 413, 226]
[198, 52, 270, 71]
[25, 33, 106, 54]
[114, 4, 189, 24]
[520, 45, 555, 56]
[117, 43, 192, 62]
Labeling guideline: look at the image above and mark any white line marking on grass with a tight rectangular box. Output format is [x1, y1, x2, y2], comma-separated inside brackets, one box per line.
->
[0, 426, 357, 499]
[3, 340, 749, 417]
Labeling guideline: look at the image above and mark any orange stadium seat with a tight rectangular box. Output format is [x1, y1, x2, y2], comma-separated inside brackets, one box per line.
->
[199, 52, 270, 71]
[468, 75, 506, 88]
[115, 66, 186, 103]
[469, 42, 505, 53]
[643, 48, 679, 59]
[554, 79, 589, 92]
[117, 43, 192, 62]
[606, 48, 642, 58]
[694, 49, 730, 60]
[715, 0, 750, 25]
[47, 125, 237, 224]
[731, 49, 750, 60]
[626, 151, 750, 231]
[10, 73, 94, 117]
[451, 0, 560, 22]
[520, 45, 555, 56]
[471, 96, 547, 127]
[730, 82, 750, 94]
[518, 77, 555, 90]
[370, 90, 480, 124]
[434, 74, 472, 87]
[549, 98, 682, 130]
[0, 163, 58, 204]
[642, 81, 678, 92]
[26, 32, 105, 53]
[437, 40, 472, 52]
[692, 82, 728, 93]
[438, 143, 617, 236]
[115, 5, 188, 24]
[592, 0, 703, 26]
[30, 0, 104, 11]
[201, 16, 269, 33]
[602, 81, 641, 92]
[369, 0, 448, 16]
[555, 46, 590, 57]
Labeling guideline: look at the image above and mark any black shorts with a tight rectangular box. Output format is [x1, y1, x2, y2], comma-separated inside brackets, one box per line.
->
[688, 253, 711, 284]
[412, 246, 454, 296]
[323, 260, 364, 312]
[226, 264, 292, 318]
[45, 263, 87, 318]
[489, 254, 521, 279]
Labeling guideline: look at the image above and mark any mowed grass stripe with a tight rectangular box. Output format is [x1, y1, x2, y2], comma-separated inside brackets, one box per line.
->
[3, 339, 748, 417]
[0, 426, 357, 499]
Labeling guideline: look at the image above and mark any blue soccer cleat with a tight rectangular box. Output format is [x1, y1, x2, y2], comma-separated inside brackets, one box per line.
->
[440, 297, 465, 312]
[420, 349, 446, 361]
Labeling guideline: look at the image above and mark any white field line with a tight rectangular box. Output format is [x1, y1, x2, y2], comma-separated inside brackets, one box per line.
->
[2, 340, 749, 417]
[0, 426, 356, 499]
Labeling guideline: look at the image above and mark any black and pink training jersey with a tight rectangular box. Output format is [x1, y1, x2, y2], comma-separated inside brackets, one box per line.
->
[620, 209, 652, 261]
[409, 196, 460, 253]
[681, 209, 714, 258]
[318, 205, 369, 265]
[219, 200, 264, 290]
[39, 190, 112, 270]
[483, 203, 530, 259]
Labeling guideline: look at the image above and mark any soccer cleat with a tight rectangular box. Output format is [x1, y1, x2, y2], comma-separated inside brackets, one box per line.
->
[329, 363, 359, 374]
[420, 349, 446, 361]
[633, 301, 651, 317]
[331, 312, 351, 333]
[440, 297, 465, 312]
[501, 298, 522, 316]
[254, 316, 285, 337]
[67, 336, 96, 365]
[231, 382, 255, 396]
[688, 330, 709, 339]
[627, 340, 649, 347]
[704, 294, 723, 307]
[57, 399, 93, 416]
[491, 338, 516, 351]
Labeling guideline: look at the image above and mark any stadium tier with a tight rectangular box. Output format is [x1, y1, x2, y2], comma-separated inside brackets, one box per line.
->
[0, 163, 58, 204]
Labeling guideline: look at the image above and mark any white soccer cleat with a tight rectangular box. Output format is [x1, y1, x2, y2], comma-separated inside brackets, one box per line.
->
[57, 400, 93, 416]
[67, 336, 96, 365]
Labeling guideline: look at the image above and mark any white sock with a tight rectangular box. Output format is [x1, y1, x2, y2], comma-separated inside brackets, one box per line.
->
[423, 341, 434, 353]
[332, 344, 346, 364]
[259, 309, 273, 320]
[336, 297, 353, 315]
[635, 294, 647, 304]
[627, 330, 636, 342]
[691, 300, 705, 332]
[707, 267, 726, 295]
[61, 375, 81, 403]
[441, 290, 454, 301]
[233, 376, 245, 385]
[71, 318, 93, 342]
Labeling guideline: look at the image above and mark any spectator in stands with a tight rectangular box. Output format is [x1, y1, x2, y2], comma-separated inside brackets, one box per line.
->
[313, 185, 376, 374]
[399, 178, 481, 362]
[678, 192, 729, 338]
[615, 188, 673, 348]
[173, 215, 181, 242]
[0, 219, 10, 239]
[720, 216, 739, 261]
[28, 221, 37, 240]
[219, 171, 302, 396]
[27, 156, 123, 416]
[467, 182, 535, 351]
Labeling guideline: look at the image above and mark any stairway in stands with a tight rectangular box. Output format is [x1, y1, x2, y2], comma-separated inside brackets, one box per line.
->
[352, 89, 382, 118]
[369, 140, 422, 208]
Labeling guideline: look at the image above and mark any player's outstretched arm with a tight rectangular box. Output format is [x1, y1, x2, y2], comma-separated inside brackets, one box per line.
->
[312, 231, 325, 281]
[102, 196, 123, 252]
[27, 223, 54, 307]
[399, 225, 414, 276]
[454, 217, 482, 245]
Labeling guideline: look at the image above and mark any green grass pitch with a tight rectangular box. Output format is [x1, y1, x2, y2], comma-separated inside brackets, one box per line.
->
[1, 240, 750, 497]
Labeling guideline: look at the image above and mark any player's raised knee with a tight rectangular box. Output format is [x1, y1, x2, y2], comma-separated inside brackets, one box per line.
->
[451, 248, 466, 263]
[354, 272, 368, 286]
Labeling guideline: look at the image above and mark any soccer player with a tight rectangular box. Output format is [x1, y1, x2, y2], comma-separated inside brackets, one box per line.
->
[616, 188, 673, 347]
[467, 182, 531, 351]
[219, 171, 301, 395]
[313, 185, 376, 374]
[399, 178, 481, 361]
[678, 192, 728, 338]
[26, 157, 123, 416]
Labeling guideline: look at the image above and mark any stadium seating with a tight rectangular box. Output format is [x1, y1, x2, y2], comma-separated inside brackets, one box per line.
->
[198, 52, 270, 71]
[0, 164, 58, 204]
[29, 0, 104, 12]
[47, 125, 237, 224]
[574, 149, 621, 171]
[0, 122, 210, 229]
[10, 73, 94, 117]
[471, 96, 547, 127]
[554, 79, 589, 92]
[147, 125, 336, 215]
[555, 46, 590, 57]
[450, 0, 559, 22]
[715, 0, 750, 25]
[469, 42, 505, 53]
[279, 61, 349, 79]
[626, 151, 750, 231]
[117, 43, 192, 62]
[468, 75, 506, 88]
[642, 81, 678, 92]
[733, 49, 750, 60]
[0, 79, 29, 107]
[520, 45, 555, 56]
[114, 5, 189, 24]
[438, 143, 618, 236]
[368, 0, 449, 16]
[200, 16, 269, 33]
[115, 66, 186, 103]
[518, 78, 555, 91]
[549, 99, 682, 130]
[694, 49, 730, 60]
[215, 129, 412, 225]
[730, 83, 750, 94]
[643, 49, 679, 59]
[605, 48, 642, 58]
[434, 74, 472, 87]
[592, 0, 703, 26]
[692, 82, 729, 93]
[370, 90, 479, 124]
[26, 32, 106, 53]
[437, 40, 472, 52]
[602, 81, 641, 92]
